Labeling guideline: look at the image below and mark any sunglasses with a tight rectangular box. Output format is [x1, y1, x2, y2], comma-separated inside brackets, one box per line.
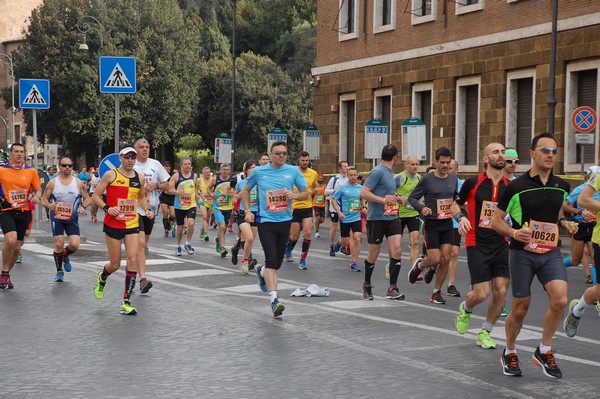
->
[505, 159, 519, 165]
[60, 163, 73, 168]
[273, 151, 288, 156]
[536, 147, 558, 155]
[122, 154, 137, 160]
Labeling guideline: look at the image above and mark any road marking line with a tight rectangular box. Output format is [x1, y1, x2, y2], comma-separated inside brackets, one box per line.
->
[147, 269, 231, 278]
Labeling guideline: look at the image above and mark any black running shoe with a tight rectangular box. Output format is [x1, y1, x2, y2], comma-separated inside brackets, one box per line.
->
[501, 350, 522, 377]
[423, 266, 436, 284]
[408, 257, 423, 284]
[140, 278, 153, 294]
[329, 245, 335, 257]
[231, 245, 239, 265]
[362, 283, 373, 300]
[532, 348, 562, 378]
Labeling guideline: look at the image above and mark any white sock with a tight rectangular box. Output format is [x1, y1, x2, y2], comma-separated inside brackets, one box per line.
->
[504, 348, 517, 355]
[433, 289, 440, 294]
[185, 241, 191, 246]
[573, 295, 589, 318]
[269, 291, 278, 302]
[463, 302, 474, 313]
[539, 343, 551, 354]
[260, 266, 265, 278]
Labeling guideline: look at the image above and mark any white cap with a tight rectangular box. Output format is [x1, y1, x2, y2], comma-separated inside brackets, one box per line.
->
[119, 147, 137, 156]
[586, 165, 600, 175]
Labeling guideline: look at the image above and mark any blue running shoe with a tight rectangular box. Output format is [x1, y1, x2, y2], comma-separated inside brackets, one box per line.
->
[184, 243, 195, 255]
[333, 238, 341, 253]
[350, 261, 361, 272]
[176, 246, 182, 256]
[256, 265, 268, 292]
[299, 259, 308, 270]
[170, 224, 176, 238]
[284, 244, 292, 259]
[271, 298, 285, 317]
[63, 255, 72, 272]
[563, 256, 572, 267]
[54, 271, 64, 282]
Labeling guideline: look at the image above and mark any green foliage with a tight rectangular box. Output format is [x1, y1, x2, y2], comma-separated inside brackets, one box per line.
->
[175, 147, 216, 173]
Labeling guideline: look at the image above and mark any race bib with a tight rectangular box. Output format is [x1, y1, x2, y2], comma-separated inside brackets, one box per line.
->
[478, 201, 497, 228]
[524, 220, 559, 254]
[179, 192, 192, 206]
[116, 198, 137, 221]
[54, 201, 74, 220]
[250, 190, 258, 206]
[315, 195, 325, 205]
[266, 189, 288, 212]
[8, 189, 27, 208]
[348, 198, 361, 213]
[217, 194, 230, 206]
[384, 202, 399, 216]
[437, 198, 453, 219]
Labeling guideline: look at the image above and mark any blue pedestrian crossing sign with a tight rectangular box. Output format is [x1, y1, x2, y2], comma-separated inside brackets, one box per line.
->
[99, 153, 121, 178]
[99, 56, 137, 94]
[19, 79, 50, 109]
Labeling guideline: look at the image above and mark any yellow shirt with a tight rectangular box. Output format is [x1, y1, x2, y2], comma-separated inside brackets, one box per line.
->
[292, 167, 318, 209]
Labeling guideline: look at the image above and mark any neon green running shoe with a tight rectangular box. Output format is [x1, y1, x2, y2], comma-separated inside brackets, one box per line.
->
[215, 236, 221, 253]
[455, 301, 472, 334]
[476, 330, 496, 349]
[385, 263, 390, 280]
[596, 301, 600, 315]
[94, 271, 105, 299]
[120, 301, 137, 315]
[16, 253, 22, 264]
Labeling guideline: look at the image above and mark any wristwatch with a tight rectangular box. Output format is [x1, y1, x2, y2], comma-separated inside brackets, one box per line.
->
[103, 205, 110, 212]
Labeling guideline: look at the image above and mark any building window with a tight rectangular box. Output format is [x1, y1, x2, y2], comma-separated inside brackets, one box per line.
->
[506, 70, 536, 169]
[412, 83, 433, 165]
[339, 0, 359, 40]
[340, 95, 356, 166]
[564, 61, 600, 172]
[456, 78, 480, 170]
[456, 0, 485, 15]
[374, 0, 396, 33]
[411, 0, 437, 25]
[374, 89, 392, 142]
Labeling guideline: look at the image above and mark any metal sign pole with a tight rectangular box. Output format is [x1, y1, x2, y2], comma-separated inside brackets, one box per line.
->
[580, 144, 585, 175]
[33, 110, 38, 170]
[114, 94, 120, 153]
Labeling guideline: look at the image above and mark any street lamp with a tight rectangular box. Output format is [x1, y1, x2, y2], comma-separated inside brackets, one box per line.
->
[0, 52, 16, 146]
[230, 0, 237, 170]
[77, 15, 104, 165]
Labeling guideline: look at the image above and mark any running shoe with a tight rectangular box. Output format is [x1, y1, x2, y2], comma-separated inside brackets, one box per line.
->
[408, 257, 422, 284]
[284, 245, 293, 261]
[329, 245, 335, 257]
[171, 225, 176, 237]
[362, 283, 374, 300]
[203, 231, 210, 242]
[63, 254, 72, 272]
[350, 261, 361, 272]
[430, 290, 446, 304]
[256, 265, 268, 292]
[585, 275, 593, 284]
[120, 243, 125, 251]
[563, 256, 572, 267]
[183, 226, 188, 234]
[239, 260, 249, 275]
[140, 278, 153, 294]
[120, 301, 138, 315]
[447, 284, 461, 297]
[333, 238, 341, 253]
[477, 330, 496, 349]
[385, 263, 390, 279]
[596, 301, 600, 315]
[248, 259, 257, 271]
[220, 248, 228, 258]
[54, 271, 65, 282]
[423, 266, 436, 284]
[231, 245, 239, 265]
[299, 259, 308, 270]
[214, 237, 221, 253]
[501, 308, 510, 317]
[94, 271, 105, 299]
[455, 301, 472, 334]
[532, 348, 562, 378]
[271, 298, 285, 317]
[341, 245, 349, 256]
[176, 246, 183, 256]
[184, 243, 195, 255]
[315, 231, 320, 239]
[385, 286, 405, 300]
[563, 298, 581, 338]
[92, 215, 97, 223]
[501, 350, 522, 377]
[164, 229, 169, 238]
[16, 253, 22, 264]
[0, 274, 10, 289]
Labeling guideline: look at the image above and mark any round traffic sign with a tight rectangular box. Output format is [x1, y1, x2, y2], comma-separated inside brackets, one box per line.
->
[571, 106, 597, 133]
[99, 153, 121, 177]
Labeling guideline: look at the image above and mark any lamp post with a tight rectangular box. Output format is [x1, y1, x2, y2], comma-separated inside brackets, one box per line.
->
[77, 15, 104, 165]
[230, 0, 237, 170]
[0, 53, 16, 146]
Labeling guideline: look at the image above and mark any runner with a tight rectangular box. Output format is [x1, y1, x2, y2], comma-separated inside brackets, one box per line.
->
[451, 143, 510, 349]
[491, 132, 575, 378]
[447, 159, 464, 297]
[563, 165, 600, 338]
[40, 157, 92, 282]
[284, 151, 319, 270]
[45, 165, 57, 221]
[503, 148, 519, 181]
[196, 166, 213, 242]
[133, 138, 171, 293]
[242, 141, 308, 317]
[312, 173, 326, 238]
[89, 168, 101, 223]
[167, 157, 197, 256]
[92, 147, 153, 315]
[407, 147, 459, 305]
[0, 143, 42, 289]
[331, 167, 364, 272]
[210, 163, 234, 258]
[258, 152, 270, 166]
[359, 144, 405, 301]
[233, 159, 259, 274]
[159, 161, 176, 238]
[325, 161, 349, 256]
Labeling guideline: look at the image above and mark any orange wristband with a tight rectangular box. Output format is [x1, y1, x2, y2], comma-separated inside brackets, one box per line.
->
[512, 230, 518, 240]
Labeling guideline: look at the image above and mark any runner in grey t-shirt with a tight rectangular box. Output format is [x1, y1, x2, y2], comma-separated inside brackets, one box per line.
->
[359, 144, 405, 301]
[407, 147, 458, 305]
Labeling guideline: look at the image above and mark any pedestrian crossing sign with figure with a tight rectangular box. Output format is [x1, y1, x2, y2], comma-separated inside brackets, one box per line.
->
[19, 79, 50, 109]
[99, 56, 137, 94]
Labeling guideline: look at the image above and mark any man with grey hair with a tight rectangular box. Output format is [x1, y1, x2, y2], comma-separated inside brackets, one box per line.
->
[167, 156, 197, 256]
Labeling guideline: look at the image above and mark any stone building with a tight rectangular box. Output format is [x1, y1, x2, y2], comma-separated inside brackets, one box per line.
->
[311, 0, 600, 175]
